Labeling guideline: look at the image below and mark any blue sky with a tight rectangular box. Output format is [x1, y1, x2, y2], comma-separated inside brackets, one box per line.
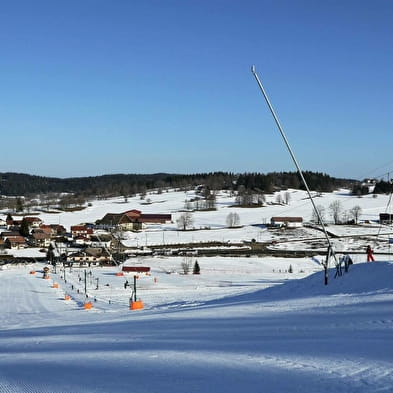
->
[1, 0, 392, 180]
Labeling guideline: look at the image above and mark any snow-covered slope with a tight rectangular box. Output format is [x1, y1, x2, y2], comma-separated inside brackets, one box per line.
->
[1, 261, 392, 393]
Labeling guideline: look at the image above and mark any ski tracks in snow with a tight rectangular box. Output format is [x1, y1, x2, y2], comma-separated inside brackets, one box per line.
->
[249, 353, 393, 392]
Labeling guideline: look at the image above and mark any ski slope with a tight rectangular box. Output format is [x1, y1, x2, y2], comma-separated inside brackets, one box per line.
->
[1, 259, 393, 393]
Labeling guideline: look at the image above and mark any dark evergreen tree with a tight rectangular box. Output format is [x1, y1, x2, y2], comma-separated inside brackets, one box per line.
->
[16, 197, 24, 212]
[19, 218, 30, 237]
[193, 261, 200, 275]
[374, 180, 393, 194]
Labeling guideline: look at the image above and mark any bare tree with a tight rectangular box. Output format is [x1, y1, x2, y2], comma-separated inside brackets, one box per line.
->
[349, 205, 362, 224]
[257, 193, 266, 205]
[275, 193, 283, 205]
[329, 201, 342, 224]
[181, 255, 193, 274]
[177, 212, 194, 231]
[311, 204, 326, 224]
[284, 191, 291, 205]
[226, 212, 240, 228]
[205, 192, 216, 210]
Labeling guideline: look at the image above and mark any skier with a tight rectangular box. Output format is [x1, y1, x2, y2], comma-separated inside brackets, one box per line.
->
[366, 245, 375, 262]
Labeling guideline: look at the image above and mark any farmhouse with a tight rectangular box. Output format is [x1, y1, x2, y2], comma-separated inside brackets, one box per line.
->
[125, 210, 172, 224]
[99, 210, 172, 231]
[99, 213, 135, 231]
[270, 217, 303, 228]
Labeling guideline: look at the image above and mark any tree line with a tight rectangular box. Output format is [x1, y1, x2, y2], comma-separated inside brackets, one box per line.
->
[0, 171, 356, 198]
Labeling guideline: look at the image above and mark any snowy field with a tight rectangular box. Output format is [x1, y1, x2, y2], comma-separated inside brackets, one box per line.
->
[5, 187, 393, 253]
[1, 188, 393, 392]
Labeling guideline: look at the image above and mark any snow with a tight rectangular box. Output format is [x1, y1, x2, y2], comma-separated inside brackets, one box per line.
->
[11, 188, 393, 250]
[1, 260, 393, 392]
[1, 189, 393, 392]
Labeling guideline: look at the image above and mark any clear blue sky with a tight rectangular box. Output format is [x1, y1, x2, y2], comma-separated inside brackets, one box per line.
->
[1, 0, 392, 180]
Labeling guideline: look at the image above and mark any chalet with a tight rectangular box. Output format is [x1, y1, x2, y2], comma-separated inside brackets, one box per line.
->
[66, 247, 113, 266]
[70, 225, 93, 238]
[270, 217, 303, 228]
[31, 232, 51, 247]
[23, 216, 42, 228]
[4, 235, 27, 249]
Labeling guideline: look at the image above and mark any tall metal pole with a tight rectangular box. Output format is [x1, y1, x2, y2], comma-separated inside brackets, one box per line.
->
[133, 275, 137, 302]
[84, 269, 87, 295]
[251, 65, 337, 284]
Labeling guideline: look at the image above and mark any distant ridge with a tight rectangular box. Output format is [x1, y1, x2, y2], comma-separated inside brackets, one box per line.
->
[0, 171, 355, 196]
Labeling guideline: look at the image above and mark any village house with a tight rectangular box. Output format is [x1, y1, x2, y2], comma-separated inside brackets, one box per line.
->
[4, 235, 27, 249]
[34, 226, 54, 237]
[39, 224, 67, 237]
[70, 225, 93, 238]
[66, 247, 113, 266]
[31, 232, 51, 248]
[270, 217, 303, 228]
[23, 216, 43, 229]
